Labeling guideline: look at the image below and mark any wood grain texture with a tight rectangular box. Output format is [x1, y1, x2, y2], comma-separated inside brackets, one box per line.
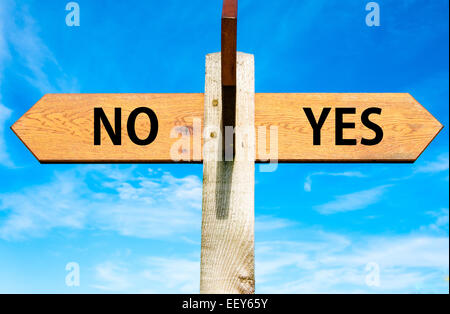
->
[11, 93, 204, 163]
[255, 93, 443, 163]
[200, 52, 255, 294]
[11, 93, 442, 163]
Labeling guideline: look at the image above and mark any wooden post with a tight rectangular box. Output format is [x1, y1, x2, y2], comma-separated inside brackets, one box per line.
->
[200, 52, 255, 294]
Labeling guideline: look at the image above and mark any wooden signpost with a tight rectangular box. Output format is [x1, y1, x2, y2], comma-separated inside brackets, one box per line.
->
[11, 0, 443, 294]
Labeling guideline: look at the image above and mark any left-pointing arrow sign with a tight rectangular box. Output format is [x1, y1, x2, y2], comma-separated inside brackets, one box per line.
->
[11, 93, 205, 163]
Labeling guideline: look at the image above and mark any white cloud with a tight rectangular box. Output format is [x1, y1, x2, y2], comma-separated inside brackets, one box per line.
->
[0, 166, 202, 240]
[89, 230, 448, 294]
[255, 215, 295, 232]
[256, 231, 449, 294]
[314, 185, 391, 215]
[0, 1, 11, 67]
[142, 257, 199, 293]
[0, 0, 79, 167]
[304, 171, 366, 192]
[415, 153, 449, 174]
[92, 255, 200, 293]
[0, 165, 301, 240]
[0, 104, 12, 167]
[3, 2, 78, 94]
[421, 208, 449, 234]
[93, 262, 133, 292]
[0, 1, 13, 167]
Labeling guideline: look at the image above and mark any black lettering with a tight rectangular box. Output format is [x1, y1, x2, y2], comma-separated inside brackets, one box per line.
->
[127, 107, 159, 146]
[303, 107, 332, 145]
[335, 108, 357, 146]
[94, 108, 121, 145]
[361, 107, 383, 146]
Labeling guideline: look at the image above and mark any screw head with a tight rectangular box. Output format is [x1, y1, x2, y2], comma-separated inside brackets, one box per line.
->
[212, 99, 219, 107]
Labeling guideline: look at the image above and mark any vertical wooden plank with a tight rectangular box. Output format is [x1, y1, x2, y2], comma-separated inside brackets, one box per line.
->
[221, 0, 237, 87]
[221, 0, 238, 159]
[201, 52, 255, 294]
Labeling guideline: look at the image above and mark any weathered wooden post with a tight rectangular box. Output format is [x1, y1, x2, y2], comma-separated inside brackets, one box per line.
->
[201, 51, 255, 294]
[200, 0, 256, 294]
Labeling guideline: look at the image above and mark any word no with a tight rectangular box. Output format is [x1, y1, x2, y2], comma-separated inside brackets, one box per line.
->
[94, 107, 159, 146]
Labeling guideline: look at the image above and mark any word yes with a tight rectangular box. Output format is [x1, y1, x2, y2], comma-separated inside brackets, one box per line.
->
[303, 107, 383, 146]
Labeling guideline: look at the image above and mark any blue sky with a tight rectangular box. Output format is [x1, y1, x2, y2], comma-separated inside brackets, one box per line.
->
[0, 0, 448, 293]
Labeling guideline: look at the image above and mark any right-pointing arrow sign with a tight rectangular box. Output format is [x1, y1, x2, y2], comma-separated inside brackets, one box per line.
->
[256, 93, 443, 163]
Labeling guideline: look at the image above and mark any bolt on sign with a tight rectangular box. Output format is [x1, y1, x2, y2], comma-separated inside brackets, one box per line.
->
[11, 0, 443, 294]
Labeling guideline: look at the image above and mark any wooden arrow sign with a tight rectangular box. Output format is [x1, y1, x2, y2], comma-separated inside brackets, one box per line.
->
[11, 93, 442, 163]
[256, 93, 442, 163]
